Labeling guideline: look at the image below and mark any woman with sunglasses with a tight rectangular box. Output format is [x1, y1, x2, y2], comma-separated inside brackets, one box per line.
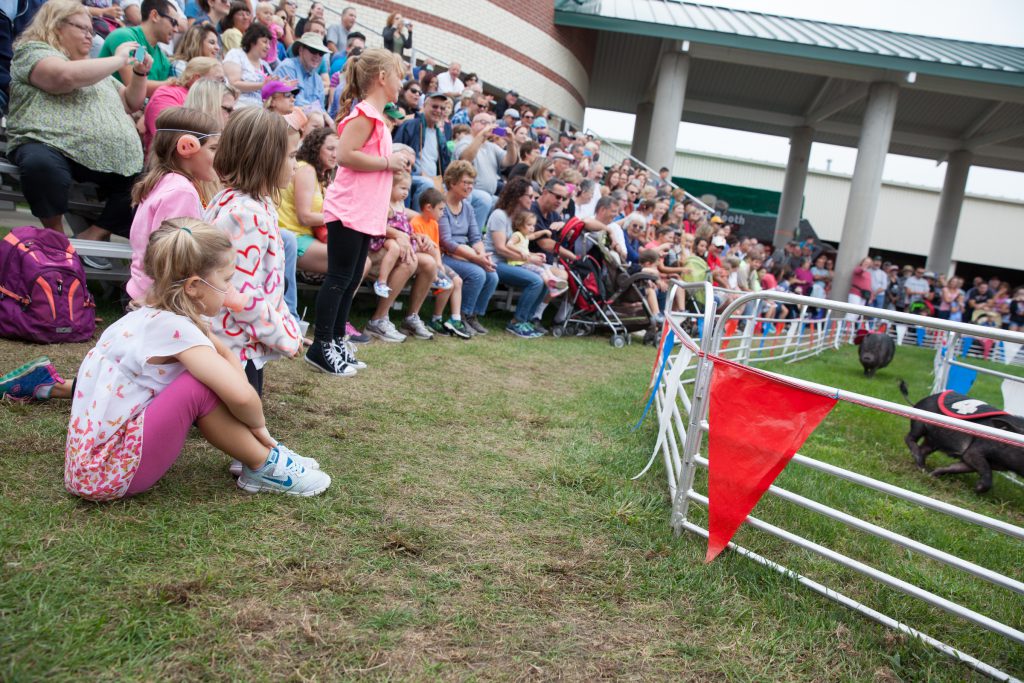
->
[398, 80, 421, 117]
[7, 0, 148, 256]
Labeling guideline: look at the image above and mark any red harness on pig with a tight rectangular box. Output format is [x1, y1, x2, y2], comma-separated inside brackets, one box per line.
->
[936, 391, 1009, 421]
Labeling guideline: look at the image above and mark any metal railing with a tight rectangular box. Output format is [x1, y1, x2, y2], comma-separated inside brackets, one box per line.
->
[642, 286, 1024, 682]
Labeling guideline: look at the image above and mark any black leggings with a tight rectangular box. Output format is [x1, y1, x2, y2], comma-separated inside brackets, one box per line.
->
[313, 221, 370, 342]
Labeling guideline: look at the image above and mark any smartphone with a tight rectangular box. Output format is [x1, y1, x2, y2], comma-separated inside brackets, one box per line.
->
[492, 127, 507, 137]
[133, 45, 146, 63]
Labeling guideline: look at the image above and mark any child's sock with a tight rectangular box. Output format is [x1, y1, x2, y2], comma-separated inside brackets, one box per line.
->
[451, 313, 462, 321]
[535, 302, 549, 318]
[431, 315, 443, 323]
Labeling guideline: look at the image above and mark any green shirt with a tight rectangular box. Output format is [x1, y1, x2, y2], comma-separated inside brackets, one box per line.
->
[98, 25, 171, 83]
[8, 42, 143, 176]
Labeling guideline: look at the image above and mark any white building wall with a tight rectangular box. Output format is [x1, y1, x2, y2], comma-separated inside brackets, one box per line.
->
[667, 150, 1024, 270]
[317, 0, 587, 122]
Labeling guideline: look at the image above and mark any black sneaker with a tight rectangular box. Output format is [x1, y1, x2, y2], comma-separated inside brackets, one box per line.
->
[466, 316, 488, 335]
[304, 340, 357, 376]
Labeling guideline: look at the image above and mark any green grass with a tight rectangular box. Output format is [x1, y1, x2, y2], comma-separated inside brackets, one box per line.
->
[1, 303, 1022, 680]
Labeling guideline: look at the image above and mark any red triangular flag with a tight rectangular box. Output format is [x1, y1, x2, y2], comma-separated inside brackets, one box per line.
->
[705, 362, 837, 562]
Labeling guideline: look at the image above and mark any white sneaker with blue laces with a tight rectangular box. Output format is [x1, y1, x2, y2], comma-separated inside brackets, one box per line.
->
[237, 445, 331, 496]
[229, 444, 320, 477]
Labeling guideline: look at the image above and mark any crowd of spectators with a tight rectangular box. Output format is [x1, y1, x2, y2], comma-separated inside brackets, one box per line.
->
[0, 0, 1020, 343]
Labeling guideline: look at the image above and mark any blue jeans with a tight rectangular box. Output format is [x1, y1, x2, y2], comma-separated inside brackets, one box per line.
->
[443, 255, 498, 317]
[280, 228, 298, 318]
[408, 175, 434, 210]
[495, 262, 545, 322]
[468, 189, 495, 231]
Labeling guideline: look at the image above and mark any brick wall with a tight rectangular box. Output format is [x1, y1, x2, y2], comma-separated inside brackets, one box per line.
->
[317, 0, 594, 123]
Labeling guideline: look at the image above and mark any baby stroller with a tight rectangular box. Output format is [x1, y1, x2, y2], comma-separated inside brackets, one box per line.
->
[550, 219, 660, 347]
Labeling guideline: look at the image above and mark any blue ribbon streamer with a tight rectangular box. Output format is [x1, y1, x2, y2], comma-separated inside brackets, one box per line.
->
[632, 329, 676, 431]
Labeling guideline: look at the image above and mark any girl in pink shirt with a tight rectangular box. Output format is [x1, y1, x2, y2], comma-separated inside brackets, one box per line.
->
[127, 107, 222, 302]
[307, 48, 414, 376]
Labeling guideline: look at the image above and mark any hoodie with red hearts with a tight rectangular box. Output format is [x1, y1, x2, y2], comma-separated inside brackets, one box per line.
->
[204, 188, 302, 366]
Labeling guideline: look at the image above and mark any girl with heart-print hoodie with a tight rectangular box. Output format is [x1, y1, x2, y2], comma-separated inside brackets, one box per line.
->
[204, 107, 302, 394]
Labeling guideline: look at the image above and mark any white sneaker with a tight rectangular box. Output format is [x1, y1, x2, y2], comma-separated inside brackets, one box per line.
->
[229, 444, 319, 477]
[333, 339, 367, 370]
[365, 318, 406, 343]
[400, 314, 434, 340]
[373, 281, 391, 297]
[237, 446, 331, 496]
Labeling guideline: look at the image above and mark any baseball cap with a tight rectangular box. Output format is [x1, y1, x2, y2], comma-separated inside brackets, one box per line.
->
[550, 150, 574, 161]
[710, 215, 724, 224]
[282, 108, 308, 131]
[531, 116, 548, 129]
[507, 89, 518, 97]
[424, 91, 448, 101]
[261, 80, 300, 101]
[712, 235, 727, 247]
[504, 109, 520, 119]
[923, 271, 936, 278]
[383, 101, 404, 120]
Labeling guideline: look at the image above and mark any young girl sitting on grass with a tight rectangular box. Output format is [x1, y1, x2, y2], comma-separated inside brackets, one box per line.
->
[128, 107, 221, 304]
[204, 106, 303, 395]
[64, 219, 330, 500]
[506, 211, 568, 297]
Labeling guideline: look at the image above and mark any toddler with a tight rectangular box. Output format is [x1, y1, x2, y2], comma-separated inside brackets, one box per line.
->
[507, 212, 568, 297]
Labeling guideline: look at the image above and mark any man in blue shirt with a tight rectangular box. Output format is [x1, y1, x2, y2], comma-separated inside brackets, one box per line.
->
[273, 32, 329, 111]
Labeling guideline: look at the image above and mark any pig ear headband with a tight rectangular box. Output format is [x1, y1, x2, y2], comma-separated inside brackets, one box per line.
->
[156, 129, 221, 158]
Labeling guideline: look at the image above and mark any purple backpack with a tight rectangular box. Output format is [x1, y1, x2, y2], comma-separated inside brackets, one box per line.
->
[0, 227, 96, 343]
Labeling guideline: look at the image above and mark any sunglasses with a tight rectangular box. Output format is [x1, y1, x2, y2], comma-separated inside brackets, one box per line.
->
[547, 191, 568, 201]
[408, 88, 421, 94]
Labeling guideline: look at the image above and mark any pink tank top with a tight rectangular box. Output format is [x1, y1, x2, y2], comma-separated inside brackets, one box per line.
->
[322, 100, 393, 237]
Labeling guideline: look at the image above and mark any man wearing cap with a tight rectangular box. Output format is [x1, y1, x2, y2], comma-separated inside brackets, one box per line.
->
[394, 91, 453, 209]
[502, 107, 520, 129]
[494, 89, 518, 118]
[274, 32, 329, 111]
[550, 149, 573, 177]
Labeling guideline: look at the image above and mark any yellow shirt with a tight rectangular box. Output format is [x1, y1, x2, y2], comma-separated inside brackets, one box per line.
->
[276, 161, 322, 237]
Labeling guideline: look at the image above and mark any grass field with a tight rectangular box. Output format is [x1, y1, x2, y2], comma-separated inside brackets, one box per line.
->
[1, 301, 1022, 681]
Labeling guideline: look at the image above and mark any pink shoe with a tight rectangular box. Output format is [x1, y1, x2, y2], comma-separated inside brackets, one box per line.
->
[346, 322, 371, 344]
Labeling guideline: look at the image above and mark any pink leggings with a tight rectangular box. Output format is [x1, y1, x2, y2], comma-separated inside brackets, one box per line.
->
[124, 372, 220, 496]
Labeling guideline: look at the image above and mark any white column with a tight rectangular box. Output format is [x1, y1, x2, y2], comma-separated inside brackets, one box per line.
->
[830, 82, 899, 302]
[926, 149, 971, 277]
[632, 101, 653, 163]
[646, 50, 690, 176]
[773, 126, 814, 249]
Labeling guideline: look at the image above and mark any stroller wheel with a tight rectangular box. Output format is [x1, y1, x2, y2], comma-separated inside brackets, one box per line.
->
[610, 334, 626, 348]
[551, 325, 565, 338]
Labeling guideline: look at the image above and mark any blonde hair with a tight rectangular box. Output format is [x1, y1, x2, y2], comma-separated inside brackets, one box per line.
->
[184, 78, 237, 118]
[338, 47, 404, 119]
[443, 160, 476, 190]
[143, 218, 233, 331]
[214, 106, 290, 201]
[392, 169, 411, 185]
[133, 107, 220, 207]
[172, 56, 221, 87]
[511, 211, 535, 233]
[16, 0, 88, 54]
[172, 23, 218, 64]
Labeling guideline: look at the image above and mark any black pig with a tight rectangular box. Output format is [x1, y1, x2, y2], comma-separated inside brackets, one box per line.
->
[898, 382, 1024, 493]
[858, 332, 895, 377]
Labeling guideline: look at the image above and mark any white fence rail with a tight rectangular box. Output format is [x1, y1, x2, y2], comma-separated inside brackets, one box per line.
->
[644, 284, 1024, 682]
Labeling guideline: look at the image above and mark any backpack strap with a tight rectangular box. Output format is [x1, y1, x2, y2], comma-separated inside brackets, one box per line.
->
[0, 283, 30, 306]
